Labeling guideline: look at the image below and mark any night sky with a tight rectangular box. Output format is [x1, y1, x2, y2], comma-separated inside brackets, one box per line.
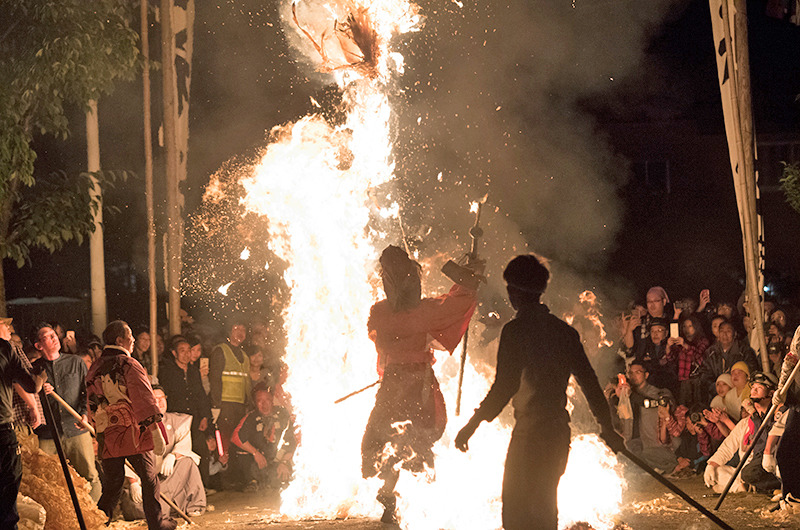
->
[6, 0, 800, 331]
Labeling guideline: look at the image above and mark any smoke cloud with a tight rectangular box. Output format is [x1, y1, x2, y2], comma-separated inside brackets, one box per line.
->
[189, 0, 682, 334]
[383, 0, 679, 266]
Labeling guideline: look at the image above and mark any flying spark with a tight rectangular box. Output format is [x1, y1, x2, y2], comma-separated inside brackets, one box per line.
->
[218, 282, 233, 296]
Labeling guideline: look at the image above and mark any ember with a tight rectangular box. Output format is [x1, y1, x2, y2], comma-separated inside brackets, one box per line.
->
[201, 0, 630, 526]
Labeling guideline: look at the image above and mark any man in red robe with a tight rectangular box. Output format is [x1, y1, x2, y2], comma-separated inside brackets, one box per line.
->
[361, 245, 479, 523]
[86, 321, 175, 530]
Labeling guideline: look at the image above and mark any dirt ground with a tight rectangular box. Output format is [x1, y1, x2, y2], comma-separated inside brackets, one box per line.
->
[111, 466, 800, 530]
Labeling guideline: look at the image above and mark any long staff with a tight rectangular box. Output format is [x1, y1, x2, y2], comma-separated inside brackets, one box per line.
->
[455, 196, 486, 416]
[714, 359, 800, 510]
[48, 391, 193, 524]
[334, 379, 381, 404]
[39, 388, 88, 530]
[619, 448, 735, 530]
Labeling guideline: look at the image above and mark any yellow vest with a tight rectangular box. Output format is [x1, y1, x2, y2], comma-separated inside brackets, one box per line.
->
[219, 344, 250, 404]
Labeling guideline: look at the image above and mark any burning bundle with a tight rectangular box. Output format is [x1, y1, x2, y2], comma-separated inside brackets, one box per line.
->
[292, 0, 382, 79]
[18, 432, 106, 530]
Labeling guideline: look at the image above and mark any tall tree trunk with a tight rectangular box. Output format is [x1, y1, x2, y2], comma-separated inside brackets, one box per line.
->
[161, 0, 181, 344]
[87, 99, 108, 336]
[142, 0, 158, 374]
[174, 1, 194, 334]
[0, 178, 21, 318]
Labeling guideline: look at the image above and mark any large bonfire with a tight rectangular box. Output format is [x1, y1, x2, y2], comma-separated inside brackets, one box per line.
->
[202, 0, 627, 527]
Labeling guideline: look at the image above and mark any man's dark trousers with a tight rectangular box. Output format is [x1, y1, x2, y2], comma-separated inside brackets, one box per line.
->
[502, 420, 571, 530]
[98, 451, 176, 530]
[0, 424, 22, 530]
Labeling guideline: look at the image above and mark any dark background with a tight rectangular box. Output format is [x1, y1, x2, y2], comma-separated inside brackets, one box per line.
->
[6, 0, 800, 333]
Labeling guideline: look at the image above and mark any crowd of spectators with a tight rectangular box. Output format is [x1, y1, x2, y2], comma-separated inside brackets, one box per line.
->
[9, 312, 298, 525]
[6, 284, 800, 525]
[602, 286, 800, 512]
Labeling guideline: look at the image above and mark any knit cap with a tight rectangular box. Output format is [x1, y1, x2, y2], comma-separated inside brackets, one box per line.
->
[730, 361, 750, 376]
[716, 373, 733, 390]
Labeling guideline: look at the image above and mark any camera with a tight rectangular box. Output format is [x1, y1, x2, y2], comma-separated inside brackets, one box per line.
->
[767, 341, 787, 357]
[642, 396, 670, 408]
[689, 412, 703, 423]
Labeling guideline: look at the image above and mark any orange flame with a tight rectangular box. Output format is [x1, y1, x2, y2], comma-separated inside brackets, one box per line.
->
[221, 0, 628, 526]
[579, 290, 614, 349]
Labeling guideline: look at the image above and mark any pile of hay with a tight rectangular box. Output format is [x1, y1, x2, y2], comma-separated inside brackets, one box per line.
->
[18, 430, 106, 530]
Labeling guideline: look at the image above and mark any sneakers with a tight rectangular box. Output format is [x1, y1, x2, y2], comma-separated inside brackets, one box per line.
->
[780, 493, 800, 511]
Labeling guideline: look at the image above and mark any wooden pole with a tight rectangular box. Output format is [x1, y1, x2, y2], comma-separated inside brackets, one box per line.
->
[39, 390, 88, 530]
[142, 0, 159, 376]
[620, 448, 735, 530]
[715, 0, 768, 369]
[730, 0, 769, 370]
[732, 0, 768, 370]
[161, 0, 182, 339]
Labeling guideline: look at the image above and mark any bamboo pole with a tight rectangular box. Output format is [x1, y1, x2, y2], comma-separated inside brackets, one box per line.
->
[731, 0, 768, 370]
[716, 0, 768, 370]
[142, 0, 159, 377]
[39, 390, 88, 530]
[161, 0, 182, 339]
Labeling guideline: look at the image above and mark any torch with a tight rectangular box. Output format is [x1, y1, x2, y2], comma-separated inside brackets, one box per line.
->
[445, 195, 487, 416]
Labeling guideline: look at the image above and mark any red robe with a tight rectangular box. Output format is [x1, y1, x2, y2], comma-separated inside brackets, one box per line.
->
[361, 284, 476, 478]
[86, 348, 162, 459]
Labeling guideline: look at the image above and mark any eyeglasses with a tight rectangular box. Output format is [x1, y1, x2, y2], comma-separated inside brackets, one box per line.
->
[628, 369, 646, 375]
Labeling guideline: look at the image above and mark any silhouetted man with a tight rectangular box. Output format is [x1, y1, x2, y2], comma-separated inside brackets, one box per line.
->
[456, 255, 623, 530]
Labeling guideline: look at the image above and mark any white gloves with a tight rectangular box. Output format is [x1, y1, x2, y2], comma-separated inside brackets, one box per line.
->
[762, 453, 777, 474]
[161, 453, 176, 477]
[151, 424, 167, 457]
[130, 481, 143, 504]
[211, 408, 221, 424]
[773, 389, 786, 407]
[704, 464, 718, 487]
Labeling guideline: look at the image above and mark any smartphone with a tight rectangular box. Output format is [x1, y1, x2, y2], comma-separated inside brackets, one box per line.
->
[200, 357, 209, 371]
[669, 322, 679, 338]
[67, 330, 75, 342]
